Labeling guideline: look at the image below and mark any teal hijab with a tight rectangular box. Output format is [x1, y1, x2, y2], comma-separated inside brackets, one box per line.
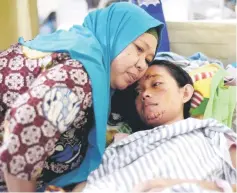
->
[19, 2, 163, 189]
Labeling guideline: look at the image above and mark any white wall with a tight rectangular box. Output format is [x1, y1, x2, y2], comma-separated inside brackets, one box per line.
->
[56, 0, 88, 30]
[37, 0, 88, 30]
[37, 0, 57, 20]
[167, 21, 236, 65]
[162, 0, 191, 21]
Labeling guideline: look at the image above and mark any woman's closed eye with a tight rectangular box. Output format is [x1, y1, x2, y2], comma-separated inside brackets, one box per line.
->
[135, 44, 144, 53]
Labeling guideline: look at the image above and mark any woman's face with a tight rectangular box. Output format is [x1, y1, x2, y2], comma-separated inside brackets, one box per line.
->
[135, 65, 193, 127]
[110, 33, 157, 90]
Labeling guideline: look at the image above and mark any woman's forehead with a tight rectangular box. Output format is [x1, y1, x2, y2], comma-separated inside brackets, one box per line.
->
[138, 66, 168, 85]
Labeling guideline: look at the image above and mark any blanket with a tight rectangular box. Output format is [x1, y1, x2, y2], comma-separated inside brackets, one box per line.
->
[83, 118, 236, 192]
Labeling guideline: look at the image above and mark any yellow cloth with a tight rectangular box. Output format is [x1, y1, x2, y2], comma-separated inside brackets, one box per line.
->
[189, 64, 220, 98]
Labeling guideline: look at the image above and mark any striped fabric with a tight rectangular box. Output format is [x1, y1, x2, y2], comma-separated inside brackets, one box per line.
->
[83, 118, 236, 192]
[191, 91, 204, 108]
[190, 71, 215, 83]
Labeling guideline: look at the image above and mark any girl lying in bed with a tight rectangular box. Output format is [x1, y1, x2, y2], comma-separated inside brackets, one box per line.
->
[74, 60, 236, 192]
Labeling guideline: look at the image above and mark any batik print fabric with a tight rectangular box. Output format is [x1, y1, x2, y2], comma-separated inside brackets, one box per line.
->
[0, 44, 93, 191]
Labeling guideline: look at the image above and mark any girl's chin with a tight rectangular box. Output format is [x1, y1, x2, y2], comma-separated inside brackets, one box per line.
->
[144, 112, 164, 126]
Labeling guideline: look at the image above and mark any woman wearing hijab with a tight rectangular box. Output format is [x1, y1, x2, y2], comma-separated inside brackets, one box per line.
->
[0, 2, 163, 192]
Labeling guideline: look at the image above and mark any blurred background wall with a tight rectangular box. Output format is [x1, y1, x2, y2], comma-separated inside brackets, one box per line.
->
[0, 0, 236, 64]
[0, 0, 39, 50]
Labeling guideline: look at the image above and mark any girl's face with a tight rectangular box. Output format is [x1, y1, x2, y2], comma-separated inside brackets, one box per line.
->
[110, 33, 157, 90]
[135, 65, 193, 127]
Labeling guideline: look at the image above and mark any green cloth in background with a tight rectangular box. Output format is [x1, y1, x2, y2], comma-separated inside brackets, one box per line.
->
[204, 69, 236, 128]
[190, 98, 209, 116]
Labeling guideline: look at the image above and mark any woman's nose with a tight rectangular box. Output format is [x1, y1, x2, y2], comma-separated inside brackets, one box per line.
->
[135, 57, 148, 72]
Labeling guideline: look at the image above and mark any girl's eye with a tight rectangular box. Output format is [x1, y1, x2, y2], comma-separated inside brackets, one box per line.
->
[153, 82, 162, 87]
[135, 88, 142, 95]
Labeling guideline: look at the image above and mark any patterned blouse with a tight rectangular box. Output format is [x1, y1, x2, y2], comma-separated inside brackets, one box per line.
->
[0, 44, 94, 191]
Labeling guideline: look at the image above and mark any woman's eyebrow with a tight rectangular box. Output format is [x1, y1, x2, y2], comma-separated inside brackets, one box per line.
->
[137, 39, 149, 49]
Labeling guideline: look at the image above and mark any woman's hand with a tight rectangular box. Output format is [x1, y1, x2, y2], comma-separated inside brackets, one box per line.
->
[72, 181, 87, 192]
[113, 133, 129, 142]
[4, 171, 36, 192]
[131, 178, 236, 192]
[131, 178, 184, 192]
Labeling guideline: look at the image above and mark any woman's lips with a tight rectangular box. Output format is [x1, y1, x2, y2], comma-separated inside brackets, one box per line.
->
[127, 72, 137, 81]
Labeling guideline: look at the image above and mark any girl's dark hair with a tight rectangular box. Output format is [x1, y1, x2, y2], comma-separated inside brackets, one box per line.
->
[150, 60, 193, 119]
[111, 60, 193, 132]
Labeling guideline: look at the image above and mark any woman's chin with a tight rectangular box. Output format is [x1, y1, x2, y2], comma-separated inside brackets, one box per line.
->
[116, 83, 129, 90]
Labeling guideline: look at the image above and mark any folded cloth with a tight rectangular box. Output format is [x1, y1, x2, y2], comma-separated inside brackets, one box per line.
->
[189, 52, 224, 67]
[155, 52, 224, 72]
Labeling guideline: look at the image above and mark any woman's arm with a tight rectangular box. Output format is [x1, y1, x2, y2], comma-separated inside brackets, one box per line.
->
[4, 172, 36, 192]
[72, 181, 87, 192]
